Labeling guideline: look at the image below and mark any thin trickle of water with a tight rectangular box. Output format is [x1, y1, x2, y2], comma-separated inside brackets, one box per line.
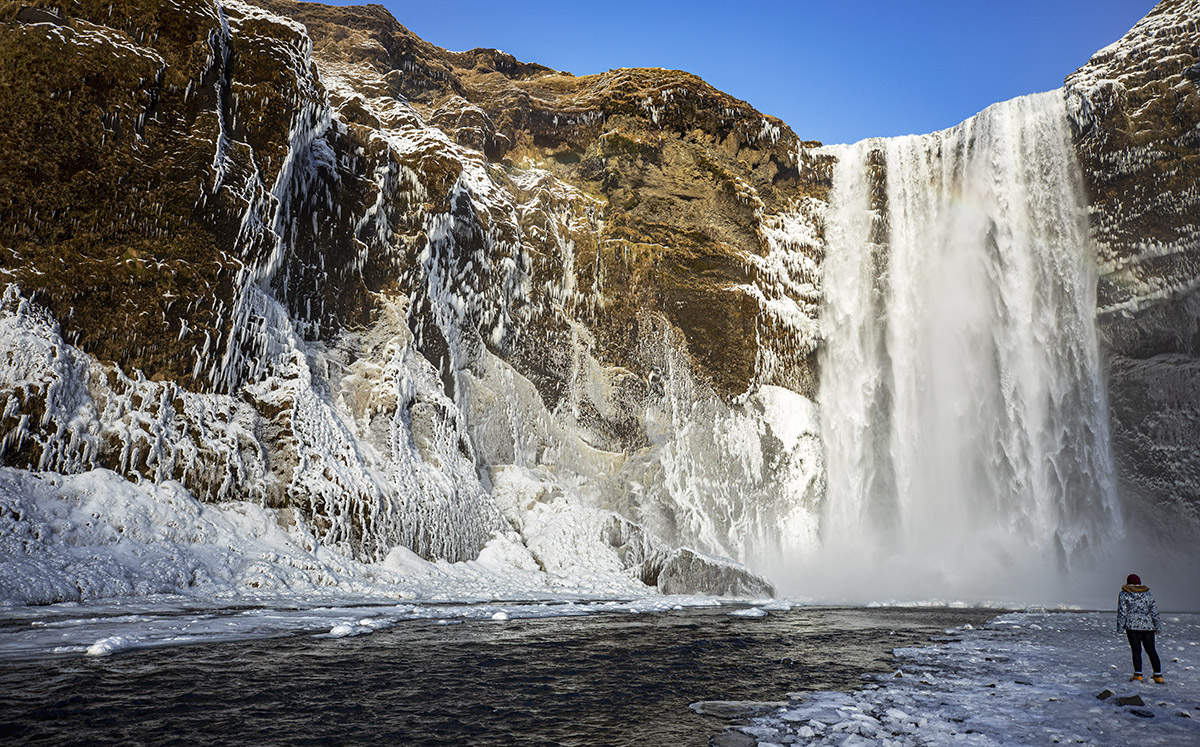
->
[816, 91, 1121, 597]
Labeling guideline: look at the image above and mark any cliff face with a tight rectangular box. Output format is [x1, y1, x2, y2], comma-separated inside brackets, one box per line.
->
[0, 0, 826, 593]
[1, 0, 1197, 597]
[1065, 0, 1200, 535]
[255, 0, 828, 408]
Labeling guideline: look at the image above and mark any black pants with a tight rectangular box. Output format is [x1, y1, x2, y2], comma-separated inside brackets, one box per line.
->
[1126, 629, 1161, 674]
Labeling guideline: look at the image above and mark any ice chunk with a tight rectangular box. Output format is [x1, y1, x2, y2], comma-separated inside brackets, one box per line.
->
[85, 636, 131, 657]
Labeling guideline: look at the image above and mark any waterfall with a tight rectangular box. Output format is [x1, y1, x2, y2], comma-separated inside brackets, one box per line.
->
[814, 91, 1122, 600]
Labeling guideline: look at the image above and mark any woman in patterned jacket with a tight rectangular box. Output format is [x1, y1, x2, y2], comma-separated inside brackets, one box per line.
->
[1117, 573, 1163, 683]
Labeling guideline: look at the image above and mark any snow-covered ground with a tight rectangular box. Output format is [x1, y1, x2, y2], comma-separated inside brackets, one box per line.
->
[714, 610, 1200, 746]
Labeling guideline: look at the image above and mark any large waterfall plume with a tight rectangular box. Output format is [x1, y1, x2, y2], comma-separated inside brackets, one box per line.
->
[810, 91, 1123, 602]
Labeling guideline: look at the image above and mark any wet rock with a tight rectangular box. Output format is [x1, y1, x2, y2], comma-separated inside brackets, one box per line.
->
[689, 701, 787, 719]
[708, 730, 756, 747]
[1096, 689, 1115, 700]
[1117, 694, 1146, 706]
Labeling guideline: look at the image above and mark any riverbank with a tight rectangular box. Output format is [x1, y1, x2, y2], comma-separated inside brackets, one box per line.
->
[728, 610, 1200, 745]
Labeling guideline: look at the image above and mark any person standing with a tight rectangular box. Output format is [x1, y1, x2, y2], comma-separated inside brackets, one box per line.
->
[1117, 573, 1163, 683]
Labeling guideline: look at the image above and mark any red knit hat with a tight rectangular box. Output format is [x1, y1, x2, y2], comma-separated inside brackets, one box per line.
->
[1126, 573, 1141, 585]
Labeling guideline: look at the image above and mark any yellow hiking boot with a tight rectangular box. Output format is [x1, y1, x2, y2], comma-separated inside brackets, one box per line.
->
[1152, 674, 1165, 684]
[1130, 674, 1143, 682]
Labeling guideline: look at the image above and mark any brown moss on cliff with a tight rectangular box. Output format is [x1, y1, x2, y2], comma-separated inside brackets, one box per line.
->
[0, 0, 327, 390]
[1066, 0, 1200, 537]
[1066, 0, 1200, 341]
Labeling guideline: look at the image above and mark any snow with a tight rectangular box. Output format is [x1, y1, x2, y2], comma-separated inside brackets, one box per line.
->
[729, 611, 1200, 746]
[0, 461, 755, 659]
[85, 635, 133, 657]
[0, 464, 665, 609]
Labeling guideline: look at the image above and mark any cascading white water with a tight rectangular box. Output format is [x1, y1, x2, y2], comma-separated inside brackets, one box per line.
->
[814, 91, 1122, 600]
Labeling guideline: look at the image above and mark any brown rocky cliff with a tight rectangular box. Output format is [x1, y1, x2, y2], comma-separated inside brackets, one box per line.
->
[256, 0, 827, 408]
[0, 0, 346, 390]
[0, 0, 827, 566]
[1066, 0, 1200, 536]
[1, 0, 827, 421]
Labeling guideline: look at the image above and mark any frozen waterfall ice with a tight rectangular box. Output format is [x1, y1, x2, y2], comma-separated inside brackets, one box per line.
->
[811, 90, 1122, 601]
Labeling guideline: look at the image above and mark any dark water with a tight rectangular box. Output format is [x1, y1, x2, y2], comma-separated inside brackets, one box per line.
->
[0, 606, 992, 746]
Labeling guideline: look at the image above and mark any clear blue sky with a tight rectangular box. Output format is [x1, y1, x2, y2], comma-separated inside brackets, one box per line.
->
[309, 0, 1156, 144]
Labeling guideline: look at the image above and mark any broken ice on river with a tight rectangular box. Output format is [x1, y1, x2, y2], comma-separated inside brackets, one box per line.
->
[707, 611, 1200, 746]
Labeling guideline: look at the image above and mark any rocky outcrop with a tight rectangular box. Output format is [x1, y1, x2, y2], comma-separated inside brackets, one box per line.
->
[0, 0, 827, 589]
[639, 547, 775, 598]
[1066, 0, 1200, 536]
[250, 0, 829, 409]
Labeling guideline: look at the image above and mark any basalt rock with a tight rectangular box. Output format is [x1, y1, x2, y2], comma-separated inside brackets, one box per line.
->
[1066, 0, 1200, 537]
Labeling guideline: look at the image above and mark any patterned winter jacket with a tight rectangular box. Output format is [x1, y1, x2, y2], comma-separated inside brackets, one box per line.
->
[1117, 584, 1162, 633]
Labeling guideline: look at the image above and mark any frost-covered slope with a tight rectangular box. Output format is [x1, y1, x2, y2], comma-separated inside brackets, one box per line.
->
[739, 611, 1200, 746]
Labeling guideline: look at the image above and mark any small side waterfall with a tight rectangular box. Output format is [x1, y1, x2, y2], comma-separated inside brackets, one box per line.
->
[815, 91, 1122, 599]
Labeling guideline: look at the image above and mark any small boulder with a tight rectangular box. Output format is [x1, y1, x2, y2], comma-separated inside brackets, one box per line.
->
[638, 547, 775, 597]
[1130, 708, 1155, 718]
[708, 730, 756, 747]
[1096, 689, 1114, 700]
[1117, 694, 1146, 706]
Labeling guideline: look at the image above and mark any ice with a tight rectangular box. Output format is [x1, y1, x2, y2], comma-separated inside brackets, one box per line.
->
[0, 592, 740, 660]
[325, 623, 372, 638]
[85, 636, 132, 657]
[0, 463, 759, 624]
[729, 607, 768, 618]
[760, 600, 794, 612]
[746, 611, 1200, 745]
